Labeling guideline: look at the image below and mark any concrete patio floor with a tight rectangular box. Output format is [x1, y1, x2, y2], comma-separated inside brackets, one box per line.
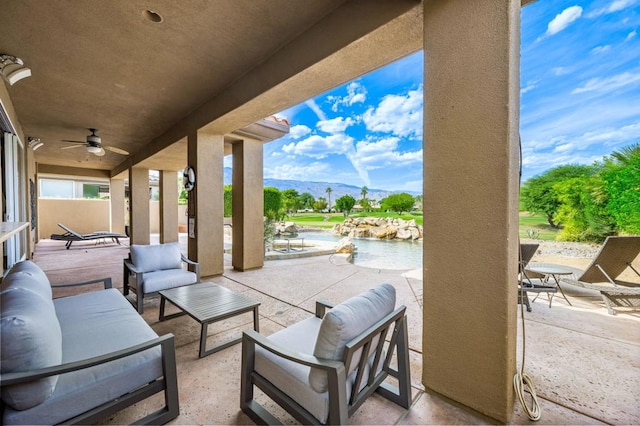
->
[32, 236, 640, 425]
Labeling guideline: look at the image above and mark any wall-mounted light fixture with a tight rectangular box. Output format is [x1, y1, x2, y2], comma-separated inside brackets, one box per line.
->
[28, 137, 44, 151]
[0, 54, 32, 86]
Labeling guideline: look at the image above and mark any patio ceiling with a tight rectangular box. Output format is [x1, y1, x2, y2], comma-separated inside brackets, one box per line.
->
[1, 0, 423, 175]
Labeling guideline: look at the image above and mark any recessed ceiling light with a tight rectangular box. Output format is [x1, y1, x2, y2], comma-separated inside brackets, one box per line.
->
[142, 10, 163, 23]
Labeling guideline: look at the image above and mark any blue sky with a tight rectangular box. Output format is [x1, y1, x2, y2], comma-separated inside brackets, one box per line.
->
[259, 0, 640, 193]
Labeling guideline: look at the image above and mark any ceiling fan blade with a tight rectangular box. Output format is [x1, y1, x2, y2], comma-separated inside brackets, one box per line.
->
[94, 148, 106, 157]
[60, 144, 85, 150]
[61, 139, 86, 144]
[104, 145, 129, 155]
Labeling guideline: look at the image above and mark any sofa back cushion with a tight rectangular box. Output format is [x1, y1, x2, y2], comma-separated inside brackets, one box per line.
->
[1, 285, 62, 410]
[131, 242, 182, 273]
[308, 283, 396, 393]
[0, 260, 52, 300]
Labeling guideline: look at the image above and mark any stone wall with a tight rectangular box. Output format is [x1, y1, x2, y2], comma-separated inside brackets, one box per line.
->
[332, 217, 423, 240]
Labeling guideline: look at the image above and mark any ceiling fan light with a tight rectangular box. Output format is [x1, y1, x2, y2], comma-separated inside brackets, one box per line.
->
[87, 145, 102, 154]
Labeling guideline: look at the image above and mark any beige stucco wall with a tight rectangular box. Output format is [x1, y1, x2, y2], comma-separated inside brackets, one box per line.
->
[38, 198, 184, 238]
[38, 199, 111, 239]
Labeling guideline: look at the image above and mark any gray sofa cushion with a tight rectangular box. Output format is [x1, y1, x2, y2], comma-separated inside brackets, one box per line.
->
[309, 283, 396, 393]
[0, 286, 62, 410]
[2, 289, 163, 425]
[0, 260, 52, 300]
[131, 242, 182, 273]
[142, 269, 198, 293]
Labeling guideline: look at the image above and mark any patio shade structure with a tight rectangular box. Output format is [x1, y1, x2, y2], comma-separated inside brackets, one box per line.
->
[0, 0, 531, 422]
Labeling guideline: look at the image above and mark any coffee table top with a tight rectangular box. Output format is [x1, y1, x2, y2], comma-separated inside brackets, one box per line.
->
[159, 283, 259, 323]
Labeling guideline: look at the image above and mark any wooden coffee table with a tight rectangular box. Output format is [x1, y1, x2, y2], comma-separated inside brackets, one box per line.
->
[159, 283, 260, 358]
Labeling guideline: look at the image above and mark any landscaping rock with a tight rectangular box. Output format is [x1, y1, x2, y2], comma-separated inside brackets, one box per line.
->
[331, 216, 423, 241]
[335, 237, 355, 254]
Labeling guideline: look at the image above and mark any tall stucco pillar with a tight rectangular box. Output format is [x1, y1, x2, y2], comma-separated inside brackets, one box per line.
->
[232, 138, 264, 271]
[187, 131, 224, 276]
[159, 170, 179, 243]
[129, 167, 150, 245]
[109, 178, 126, 235]
[422, 1, 521, 422]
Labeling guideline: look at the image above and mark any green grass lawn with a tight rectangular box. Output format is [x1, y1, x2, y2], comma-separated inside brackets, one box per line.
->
[518, 212, 560, 241]
[287, 211, 559, 240]
[289, 211, 423, 228]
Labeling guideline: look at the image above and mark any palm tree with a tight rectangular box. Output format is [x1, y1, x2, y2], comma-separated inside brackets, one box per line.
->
[611, 142, 640, 165]
[325, 187, 333, 211]
[361, 186, 368, 201]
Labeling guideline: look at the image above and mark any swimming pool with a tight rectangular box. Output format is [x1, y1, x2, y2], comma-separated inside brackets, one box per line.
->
[300, 231, 423, 270]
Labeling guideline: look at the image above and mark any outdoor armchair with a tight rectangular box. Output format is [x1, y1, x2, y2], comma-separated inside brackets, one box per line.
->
[123, 241, 200, 313]
[240, 283, 411, 425]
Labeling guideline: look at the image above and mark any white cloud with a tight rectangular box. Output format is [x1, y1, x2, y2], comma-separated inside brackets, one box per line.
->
[588, 0, 637, 17]
[626, 30, 637, 41]
[521, 121, 640, 179]
[289, 124, 311, 139]
[317, 117, 355, 133]
[362, 87, 423, 138]
[282, 134, 353, 159]
[305, 99, 326, 121]
[328, 82, 367, 112]
[590, 45, 611, 54]
[572, 72, 640, 94]
[265, 162, 330, 180]
[580, 121, 640, 144]
[545, 6, 583, 36]
[521, 82, 538, 94]
[552, 66, 570, 76]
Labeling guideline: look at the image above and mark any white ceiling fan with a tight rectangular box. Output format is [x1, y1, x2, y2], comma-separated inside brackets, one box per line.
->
[61, 128, 130, 157]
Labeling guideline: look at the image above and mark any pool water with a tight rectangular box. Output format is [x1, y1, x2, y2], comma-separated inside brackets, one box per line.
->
[300, 231, 423, 270]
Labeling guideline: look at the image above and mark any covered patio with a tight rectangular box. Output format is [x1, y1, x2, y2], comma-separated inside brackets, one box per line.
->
[33, 237, 639, 424]
[3, 0, 637, 423]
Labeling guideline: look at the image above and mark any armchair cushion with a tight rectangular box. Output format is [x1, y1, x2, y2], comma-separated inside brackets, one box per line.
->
[254, 317, 328, 422]
[0, 287, 62, 410]
[130, 242, 182, 273]
[142, 269, 198, 293]
[309, 283, 395, 393]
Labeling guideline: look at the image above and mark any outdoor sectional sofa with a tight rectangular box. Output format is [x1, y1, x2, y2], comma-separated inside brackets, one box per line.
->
[0, 260, 179, 425]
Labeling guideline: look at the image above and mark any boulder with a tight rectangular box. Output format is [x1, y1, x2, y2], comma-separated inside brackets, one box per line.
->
[335, 237, 355, 254]
[349, 228, 370, 238]
[410, 227, 421, 240]
[371, 225, 397, 239]
[396, 228, 412, 240]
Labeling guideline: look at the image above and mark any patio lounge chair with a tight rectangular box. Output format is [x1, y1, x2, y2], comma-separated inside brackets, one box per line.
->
[561, 236, 640, 315]
[518, 243, 549, 311]
[240, 283, 411, 425]
[50, 223, 127, 249]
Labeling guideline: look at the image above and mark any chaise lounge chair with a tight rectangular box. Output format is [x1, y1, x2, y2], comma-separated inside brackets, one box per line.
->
[561, 236, 640, 315]
[50, 223, 127, 249]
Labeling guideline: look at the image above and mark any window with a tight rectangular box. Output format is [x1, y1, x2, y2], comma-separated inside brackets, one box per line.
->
[82, 183, 100, 199]
[40, 179, 74, 198]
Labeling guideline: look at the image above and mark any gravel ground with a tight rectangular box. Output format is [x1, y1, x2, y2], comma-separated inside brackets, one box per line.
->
[526, 240, 600, 258]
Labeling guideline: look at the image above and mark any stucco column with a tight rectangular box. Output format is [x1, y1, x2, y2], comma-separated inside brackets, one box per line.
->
[109, 178, 126, 235]
[232, 138, 264, 271]
[187, 131, 224, 276]
[159, 170, 179, 243]
[422, 0, 521, 422]
[129, 167, 150, 245]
